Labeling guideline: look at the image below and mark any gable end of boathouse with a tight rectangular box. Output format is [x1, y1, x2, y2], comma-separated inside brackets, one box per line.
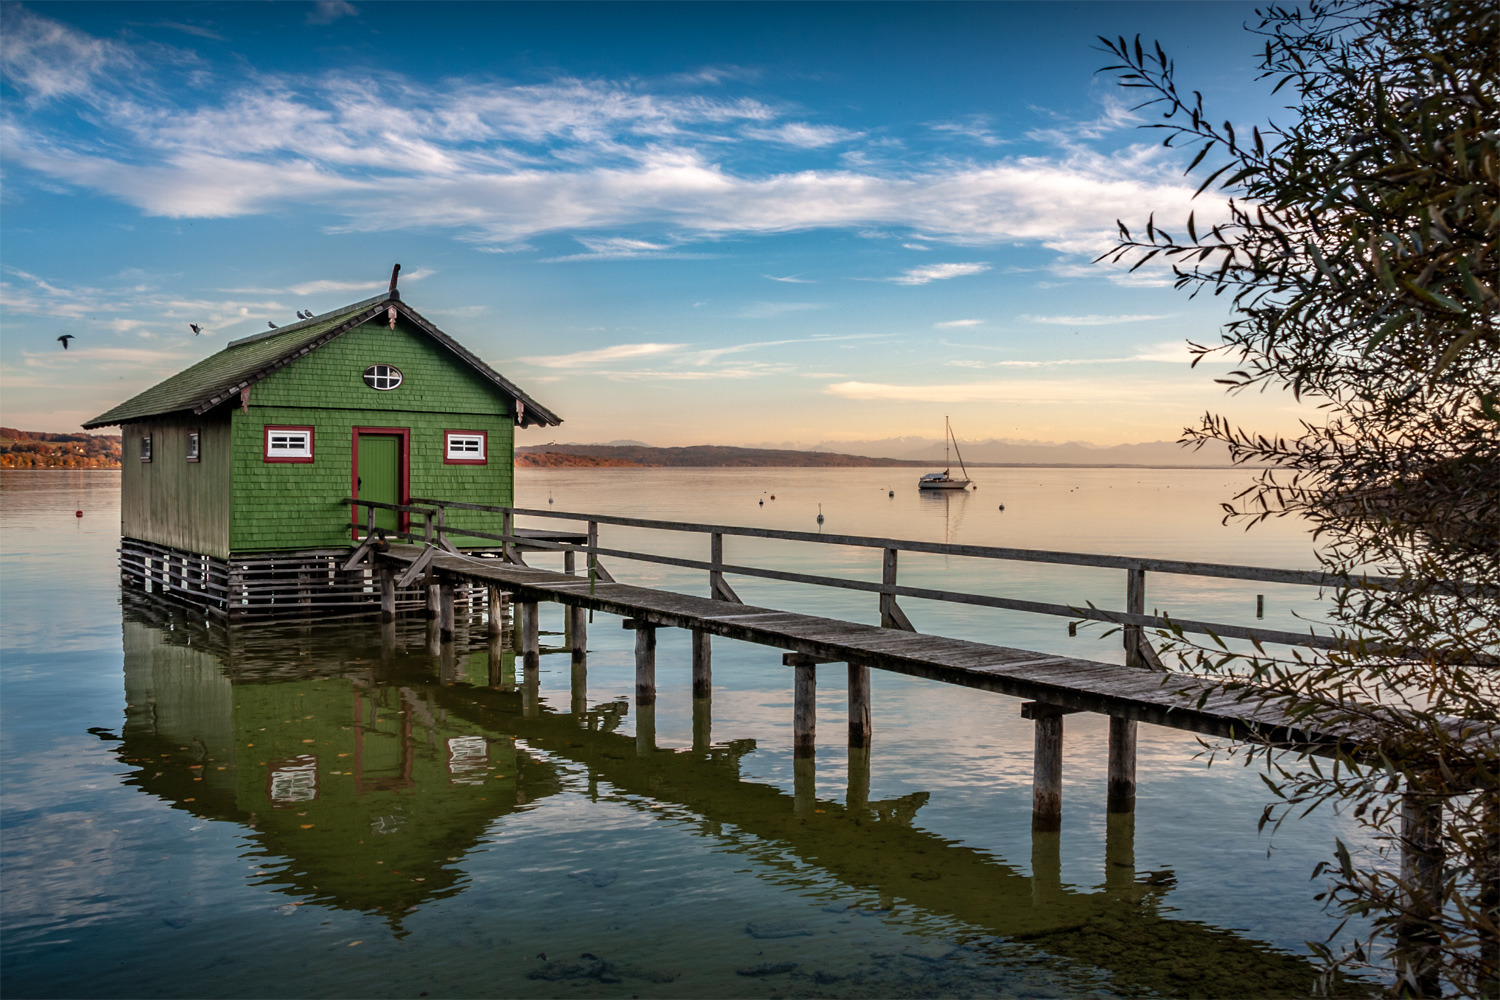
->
[83, 288, 560, 616]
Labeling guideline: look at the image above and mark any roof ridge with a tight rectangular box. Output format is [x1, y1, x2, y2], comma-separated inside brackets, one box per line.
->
[226, 294, 388, 349]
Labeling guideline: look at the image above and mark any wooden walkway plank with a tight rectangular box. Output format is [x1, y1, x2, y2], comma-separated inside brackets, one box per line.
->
[386, 545, 1493, 756]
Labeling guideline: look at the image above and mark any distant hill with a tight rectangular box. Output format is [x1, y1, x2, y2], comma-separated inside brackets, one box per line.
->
[516, 439, 1244, 469]
[758, 436, 1242, 468]
[516, 443, 926, 468]
[1, 428, 121, 468]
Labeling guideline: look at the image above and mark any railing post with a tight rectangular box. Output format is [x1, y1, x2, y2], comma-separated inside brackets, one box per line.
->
[501, 509, 514, 562]
[710, 532, 725, 600]
[1125, 566, 1145, 667]
[588, 521, 599, 590]
[879, 547, 914, 630]
[366, 502, 375, 540]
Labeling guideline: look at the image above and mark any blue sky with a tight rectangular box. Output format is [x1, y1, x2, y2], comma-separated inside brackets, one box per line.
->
[1, 1, 1307, 448]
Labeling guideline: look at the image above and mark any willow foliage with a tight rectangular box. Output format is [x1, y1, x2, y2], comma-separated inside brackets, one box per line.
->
[1100, 2, 1497, 994]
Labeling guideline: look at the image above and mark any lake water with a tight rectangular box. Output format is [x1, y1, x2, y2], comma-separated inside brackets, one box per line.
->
[0, 467, 1376, 998]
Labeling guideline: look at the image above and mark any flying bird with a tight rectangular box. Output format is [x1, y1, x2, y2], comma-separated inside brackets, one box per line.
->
[57, 335, 75, 350]
[189, 323, 201, 335]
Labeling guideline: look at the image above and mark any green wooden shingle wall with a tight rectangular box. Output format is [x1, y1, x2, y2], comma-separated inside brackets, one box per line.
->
[227, 318, 516, 552]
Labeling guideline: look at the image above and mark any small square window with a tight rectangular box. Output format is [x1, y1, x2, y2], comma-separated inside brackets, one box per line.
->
[444, 430, 487, 464]
[140, 435, 152, 463]
[264, 426, 314, 462]
[186, 431, 201, 463]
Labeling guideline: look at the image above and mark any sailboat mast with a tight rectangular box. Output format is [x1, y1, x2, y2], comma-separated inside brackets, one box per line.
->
[944, 415, 951, 472]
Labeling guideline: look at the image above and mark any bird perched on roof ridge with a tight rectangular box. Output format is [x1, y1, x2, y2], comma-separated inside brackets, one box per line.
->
[189, 323, 201, 335]
[268, 321, 278, 329]
[57, 334, 75, 350]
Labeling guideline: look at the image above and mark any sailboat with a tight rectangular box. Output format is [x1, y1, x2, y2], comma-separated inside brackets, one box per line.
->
[918, 416, 973, 490]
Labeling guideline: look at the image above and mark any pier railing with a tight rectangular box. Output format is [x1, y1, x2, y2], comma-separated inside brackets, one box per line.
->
[340, 497, 1412, 661]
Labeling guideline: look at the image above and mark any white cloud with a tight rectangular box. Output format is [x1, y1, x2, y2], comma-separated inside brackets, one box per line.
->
[741, 122, 863, 148]
[934, 319, 982, 328]
[764, 274, 814, 283]
[887, 262, 989, 285]
[0, 6, 139, 103]
[0, 10, 1219, 270]
[927, 115, 1005, 147]
[308, 1, 359, 25]
[516, 342, 687, 368]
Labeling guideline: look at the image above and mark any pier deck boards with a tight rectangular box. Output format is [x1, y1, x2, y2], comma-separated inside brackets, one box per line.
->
[377, 545, 1394, 752]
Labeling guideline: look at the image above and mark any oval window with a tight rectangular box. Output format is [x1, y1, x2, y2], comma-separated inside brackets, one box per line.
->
[363, 364, 403, 390]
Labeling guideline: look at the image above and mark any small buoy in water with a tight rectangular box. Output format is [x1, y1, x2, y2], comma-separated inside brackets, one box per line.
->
[758, 498, 764, 506]
[75, 510, 83, 518]
[888, 490, 894, 498]
[548, 494, 554, 504]
[770, 494, 776, 500]
[998, 504, 1005, 511]
[816, 503, 824, 524]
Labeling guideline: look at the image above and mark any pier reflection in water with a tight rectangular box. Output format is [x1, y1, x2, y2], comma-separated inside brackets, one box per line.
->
[91, 592, 1371, 998]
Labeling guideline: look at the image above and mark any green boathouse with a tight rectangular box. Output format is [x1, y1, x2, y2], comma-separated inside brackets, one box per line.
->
[84, 286, 560, 617]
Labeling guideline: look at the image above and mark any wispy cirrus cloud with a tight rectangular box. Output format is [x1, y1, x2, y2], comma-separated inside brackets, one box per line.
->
[516, 342, 688, 369]
[741, 122, 863, 147]
[934, 318, 982, 328]
[887, 262, 989, 285]
[1, 7, 1218, 285]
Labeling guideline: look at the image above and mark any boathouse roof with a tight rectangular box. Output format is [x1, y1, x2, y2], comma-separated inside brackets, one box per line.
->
[83, 293, 561, 429]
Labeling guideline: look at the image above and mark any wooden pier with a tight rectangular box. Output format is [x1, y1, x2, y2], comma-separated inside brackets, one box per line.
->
[337, 497, 1492, 846]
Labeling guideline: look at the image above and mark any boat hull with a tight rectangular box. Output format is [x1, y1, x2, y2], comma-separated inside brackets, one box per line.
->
[918, 478, 970, 490]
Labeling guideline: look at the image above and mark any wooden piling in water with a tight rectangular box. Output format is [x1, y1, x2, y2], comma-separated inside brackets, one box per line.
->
[794, 755, 816, 817]
[439, 581, 456, 641]
[847, 745, 871, 813]
[629, 620, 657, 706]
[692, 694, 712, 753]
[1025, 703, 1066, 831]
[519, 601, 539, 670]
[794, 660, 816, 758]
[486, 585, 503, 638]
[571, 655, 587, 718]
[692, 630, 712, 698]
[636, 704, 656, 756]
[425, 582, 441, 620]
[1107, 716, 1137, 813]
[379, 566, 396, 621]
[1398, 779, 1445, 995]
[848, 662, 872, 747]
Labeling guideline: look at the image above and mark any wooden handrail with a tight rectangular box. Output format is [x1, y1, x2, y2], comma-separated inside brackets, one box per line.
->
[406, 496, 1395, 589]
[390, 495, 1491, 659]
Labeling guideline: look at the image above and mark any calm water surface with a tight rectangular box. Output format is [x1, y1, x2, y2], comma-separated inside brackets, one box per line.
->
[1, 468, 1375, 998]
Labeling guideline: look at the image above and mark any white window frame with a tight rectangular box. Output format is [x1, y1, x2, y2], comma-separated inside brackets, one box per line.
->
[264, 426, 314, 462]
[444, 430, 487, 464]
[362, 364, 403, 391]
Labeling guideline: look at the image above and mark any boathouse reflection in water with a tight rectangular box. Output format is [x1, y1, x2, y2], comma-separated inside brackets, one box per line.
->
[112, 592, 1363, 996]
